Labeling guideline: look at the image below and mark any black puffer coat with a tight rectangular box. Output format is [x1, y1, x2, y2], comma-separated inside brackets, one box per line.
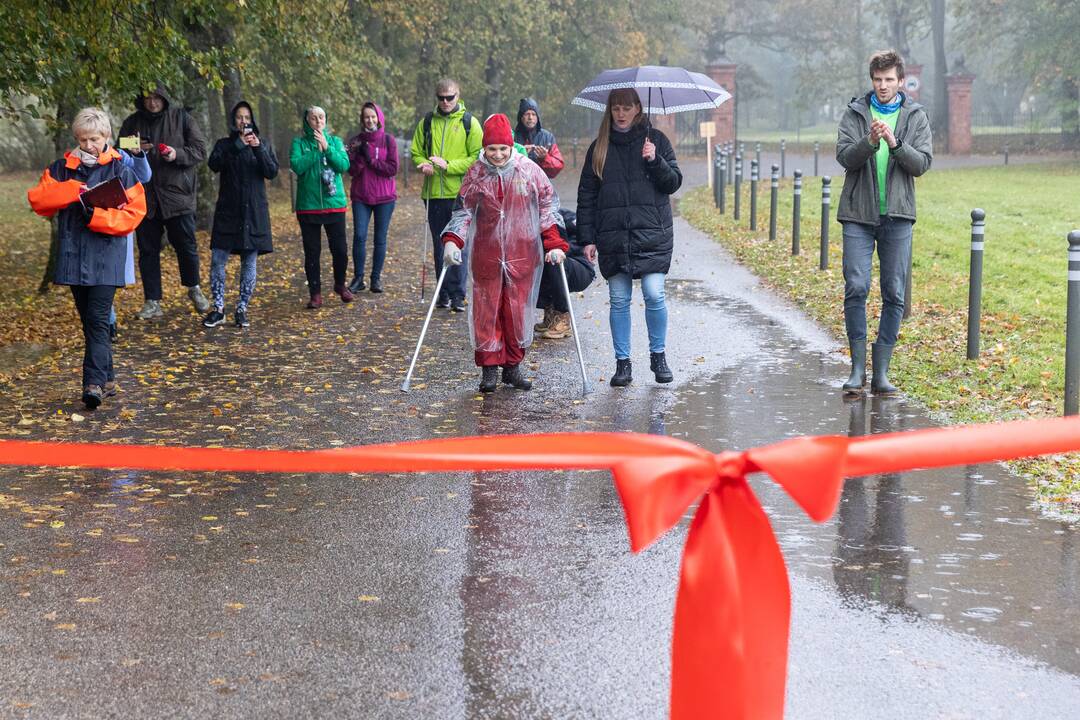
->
[207, 102, 279, 254]
[576, 123, 681, 279]
[118, 84, 207, 220]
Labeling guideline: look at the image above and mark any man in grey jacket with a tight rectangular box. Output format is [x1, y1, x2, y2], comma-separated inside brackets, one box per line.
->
[836, 50, 932, 396]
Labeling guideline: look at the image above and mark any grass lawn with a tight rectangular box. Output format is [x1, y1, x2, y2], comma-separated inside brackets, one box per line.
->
[681, 162, 1080, 505]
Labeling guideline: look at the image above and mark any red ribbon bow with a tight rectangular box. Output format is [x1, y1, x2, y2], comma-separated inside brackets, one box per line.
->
[2, 415, 1079, 719]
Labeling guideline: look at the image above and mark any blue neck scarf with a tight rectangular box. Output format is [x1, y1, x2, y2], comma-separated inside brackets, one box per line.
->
[870, 92, 903, 114]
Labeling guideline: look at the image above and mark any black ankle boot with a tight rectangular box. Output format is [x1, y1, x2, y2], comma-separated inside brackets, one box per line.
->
[871, 342, 899, 395]
[479, 366, 499, 393]
[843, 340, 867, 395]
[649, 351, 673, 383]
[501, 364, 532, 390]
[610, 358, 632, 387]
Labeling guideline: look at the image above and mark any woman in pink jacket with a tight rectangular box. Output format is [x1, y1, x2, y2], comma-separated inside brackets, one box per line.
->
[346, 102, 398, 293]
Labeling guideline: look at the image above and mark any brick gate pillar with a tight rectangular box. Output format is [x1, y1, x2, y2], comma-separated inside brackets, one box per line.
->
[946, 72, 975, 155]
[706, 58, 737, 145]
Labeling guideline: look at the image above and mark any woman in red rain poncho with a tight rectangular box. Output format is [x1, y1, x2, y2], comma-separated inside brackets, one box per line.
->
[441, 114, 568, 393]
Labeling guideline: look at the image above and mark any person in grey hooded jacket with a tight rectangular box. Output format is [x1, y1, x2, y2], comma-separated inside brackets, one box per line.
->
[836, 49, 932, 397]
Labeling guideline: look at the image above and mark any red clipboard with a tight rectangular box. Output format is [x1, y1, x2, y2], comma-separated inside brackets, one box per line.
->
[79, 177, 129, 210]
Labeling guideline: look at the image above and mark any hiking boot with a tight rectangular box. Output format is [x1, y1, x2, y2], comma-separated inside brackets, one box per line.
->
[335, 284, 354, 303]
[542, 311, 571, 339]
[202, 309, 225, 328]
[103, 381, 118, 398]
[479, 365, 499, 393]
[871, 342, 899, 395]
[188, 286, 210, 313]
[369, 277, 383, 293]
[435, 295, 451, 309]
[610, 358, 632, 387]
[82, 385, 103, 410]
[136, 300, 163, 320]
[348, 277, 366, 293]
[501, 364, 532, 391]
[234, 310, 249, 328]
[451, 297, 466, 313]
[650, 351, 674, 383]
[534, 305, 554, 333]
[307, 293, 323, 309]
[843, 340, 867, 395]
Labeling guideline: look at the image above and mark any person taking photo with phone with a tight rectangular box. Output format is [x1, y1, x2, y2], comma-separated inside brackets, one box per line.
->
[204, 101, 279, 328]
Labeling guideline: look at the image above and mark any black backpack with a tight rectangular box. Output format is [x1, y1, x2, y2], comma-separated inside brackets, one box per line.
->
[423, 111, 474, 157]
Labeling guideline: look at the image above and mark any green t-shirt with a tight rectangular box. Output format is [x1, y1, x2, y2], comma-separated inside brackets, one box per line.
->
[870, 105, 899, 215]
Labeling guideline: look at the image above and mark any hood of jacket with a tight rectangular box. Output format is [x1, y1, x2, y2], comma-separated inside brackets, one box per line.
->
[515, 97, 543, 140]
[302, 107, 336, 140]
[848, 91, 924, 118]
[134, 83, 174, 119]
[347, 102, 386, 146]
[228, 100, 260, 138]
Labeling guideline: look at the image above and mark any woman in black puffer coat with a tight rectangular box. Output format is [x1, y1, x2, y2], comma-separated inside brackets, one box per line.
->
[576, 88, 682, 387]
[204, 101, 279, 328]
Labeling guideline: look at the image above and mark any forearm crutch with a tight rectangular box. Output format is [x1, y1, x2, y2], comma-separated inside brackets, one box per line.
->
[402, 265, 449, 392]
[559, 262, 593, 395]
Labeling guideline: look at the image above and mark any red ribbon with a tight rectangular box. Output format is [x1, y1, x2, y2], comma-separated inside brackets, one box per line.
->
[2, 415, 1079, 719]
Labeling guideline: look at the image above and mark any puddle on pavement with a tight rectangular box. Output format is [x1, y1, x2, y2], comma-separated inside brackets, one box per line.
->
[656, 288, 1080, 676]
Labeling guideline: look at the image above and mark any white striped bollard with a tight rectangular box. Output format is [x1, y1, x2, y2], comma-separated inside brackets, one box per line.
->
[769, 164, 779, 241]
[750, 159, 759, 231]
[734, 154, 742, 221]
[819, 176, 831, 269]
[967, 209, 986, 360]
[791, 170, 802, 255]
[1065, 230, 1080, 415]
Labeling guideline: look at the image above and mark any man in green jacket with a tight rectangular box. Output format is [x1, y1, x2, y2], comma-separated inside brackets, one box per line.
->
[836, 50, 933, 397]
[410, 78, 483, 311]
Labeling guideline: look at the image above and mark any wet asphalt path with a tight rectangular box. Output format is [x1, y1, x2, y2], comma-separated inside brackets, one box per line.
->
[0, 161, 1077, 718]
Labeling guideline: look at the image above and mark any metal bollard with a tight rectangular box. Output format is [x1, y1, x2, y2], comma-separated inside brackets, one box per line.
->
[713, 146, 722, 209]
[289, 169, 296, 212]
[780, 138, 787, 178]
[755, 142, 761, 174]
[814, 141, 820, 176]
[769, 164, 779, 241]
[572, 138, 579, 168]
[727, 143, 734, 184]
[402, 139, 410, 188]
[967, 209, 986, 360]
[791, 170, 802, 255]
[819, 176, 832, 269]
[734, 154, 743, 221]
[1065, 231, 1080, 415]
[738, 142, 745, 159]
[719, 152, 727, 214]
[1003, 145, 1009, 166]
[750, 159, 759, 231]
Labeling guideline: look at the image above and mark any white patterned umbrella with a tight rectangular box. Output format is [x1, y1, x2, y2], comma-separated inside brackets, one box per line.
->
[571, 65, 732, 115]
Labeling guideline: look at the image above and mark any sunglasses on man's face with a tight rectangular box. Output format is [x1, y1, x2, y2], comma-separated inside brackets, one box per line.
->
[437, 94, 456, 102]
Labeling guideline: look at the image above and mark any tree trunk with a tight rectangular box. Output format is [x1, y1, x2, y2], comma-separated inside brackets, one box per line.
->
[1062, 76, 1080, 151]
[483, 50, 502, 120]
[852, 0, 866, 95]
[930, 0, 949, 151]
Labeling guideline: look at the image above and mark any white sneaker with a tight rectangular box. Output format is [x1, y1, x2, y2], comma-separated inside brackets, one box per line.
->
[188, 286, 210, 313]
[136, 300, 163, 320]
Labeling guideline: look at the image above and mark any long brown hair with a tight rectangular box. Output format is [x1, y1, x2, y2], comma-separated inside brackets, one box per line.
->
[591, 88, 644, 180]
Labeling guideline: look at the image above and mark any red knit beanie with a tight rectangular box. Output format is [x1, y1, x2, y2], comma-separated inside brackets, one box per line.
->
[482, 113, 513, 147]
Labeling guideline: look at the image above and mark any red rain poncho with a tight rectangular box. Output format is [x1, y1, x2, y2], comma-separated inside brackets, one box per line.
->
[443, 151, 566, 365]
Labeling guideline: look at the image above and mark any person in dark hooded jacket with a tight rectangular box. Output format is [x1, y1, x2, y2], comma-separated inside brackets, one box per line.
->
[576, 88, 681, 387]
[119, 85, 208, 320]
[203, 101, 279, 329]
[533, 208, 595, 340]
[513, 98, 564, 179]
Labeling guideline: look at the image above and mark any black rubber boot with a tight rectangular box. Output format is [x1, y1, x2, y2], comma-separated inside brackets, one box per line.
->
[479, 366, 499, 393]
[610, 358, 632, 387]
[842, 340, 867, 395]
[501, 364, 532, 390]
[871, 342, 899, 395]
[650, 351, 674, 383]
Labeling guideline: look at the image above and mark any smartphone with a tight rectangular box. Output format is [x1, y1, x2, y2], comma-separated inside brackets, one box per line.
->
[118, 135, 140, 150]
[242, 124, 254, 137]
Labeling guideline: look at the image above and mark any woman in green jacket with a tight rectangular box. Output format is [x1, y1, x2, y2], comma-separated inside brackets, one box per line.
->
[290, 106, 352, 308]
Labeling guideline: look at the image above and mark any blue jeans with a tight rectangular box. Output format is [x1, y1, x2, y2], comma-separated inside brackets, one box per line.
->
[842, 216, 913, 345]
[352, 200, 395, 282]
[607, 272, 667, 359]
